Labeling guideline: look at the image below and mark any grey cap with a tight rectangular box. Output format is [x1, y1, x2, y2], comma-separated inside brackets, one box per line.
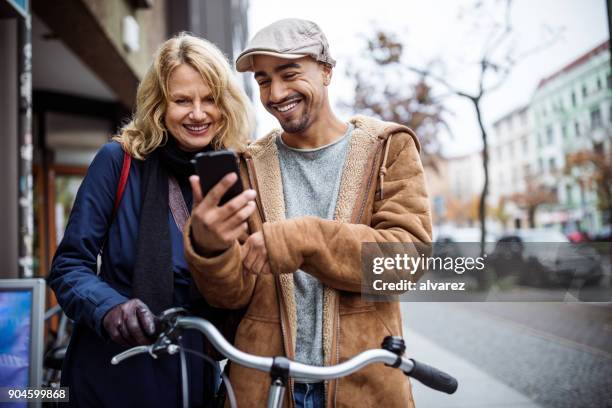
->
[236, 18, 336, 72]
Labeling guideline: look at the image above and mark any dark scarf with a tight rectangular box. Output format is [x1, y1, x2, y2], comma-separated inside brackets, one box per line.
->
[132, 136, 212, 314]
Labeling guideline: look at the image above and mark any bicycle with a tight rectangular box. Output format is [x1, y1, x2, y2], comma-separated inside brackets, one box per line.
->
[112, 307, 458, 408]
[43, 304, 71, 389]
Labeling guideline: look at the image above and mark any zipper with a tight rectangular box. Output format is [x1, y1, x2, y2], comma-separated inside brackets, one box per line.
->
[333, 298, 341, 407]
[330, 139, 384, 407]
[246, 154, 295, 405]
[275, 277, 295, 407]
[354, 140, 384, 224]
[244, 156, 266, 224]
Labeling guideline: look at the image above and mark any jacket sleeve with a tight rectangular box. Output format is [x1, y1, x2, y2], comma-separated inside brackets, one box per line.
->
[183, 220, 256, 309]
[47, 143, 129, 337]
[262, 132, 432, 292]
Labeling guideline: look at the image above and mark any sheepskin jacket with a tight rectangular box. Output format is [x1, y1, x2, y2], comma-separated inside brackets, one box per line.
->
[184, 115, 432, 407]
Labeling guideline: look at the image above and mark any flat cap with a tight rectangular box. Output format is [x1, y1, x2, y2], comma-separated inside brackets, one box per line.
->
[236, 18, 336, 72]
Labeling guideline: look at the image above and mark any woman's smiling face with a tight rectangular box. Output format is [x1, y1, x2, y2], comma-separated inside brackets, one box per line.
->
[164, 64, 222, 152]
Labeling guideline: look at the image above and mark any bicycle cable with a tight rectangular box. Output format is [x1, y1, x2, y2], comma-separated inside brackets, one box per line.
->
[179, 344, 189, 408]
[180, 346, 238, 408]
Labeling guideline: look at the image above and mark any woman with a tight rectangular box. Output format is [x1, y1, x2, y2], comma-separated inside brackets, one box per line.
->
[48, 33, 254, 407]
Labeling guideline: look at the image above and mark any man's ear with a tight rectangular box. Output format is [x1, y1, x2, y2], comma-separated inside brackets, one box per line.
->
[321, 64, 332, 86]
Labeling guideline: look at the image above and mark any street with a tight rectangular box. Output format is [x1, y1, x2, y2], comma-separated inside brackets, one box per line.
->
[402, 302, 612, 408]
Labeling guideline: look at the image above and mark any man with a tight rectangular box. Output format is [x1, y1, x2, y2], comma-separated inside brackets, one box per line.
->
[184, 18, 432, 407]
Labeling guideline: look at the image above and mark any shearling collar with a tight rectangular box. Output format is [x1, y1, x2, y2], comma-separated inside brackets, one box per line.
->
[245, 115, 419, 159]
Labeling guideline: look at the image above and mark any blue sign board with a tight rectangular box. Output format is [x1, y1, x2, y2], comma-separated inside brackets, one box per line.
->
[6, 0, 28, 17]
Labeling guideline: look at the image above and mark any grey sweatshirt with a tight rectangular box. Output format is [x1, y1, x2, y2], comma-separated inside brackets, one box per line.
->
[276, 124, 353, 380]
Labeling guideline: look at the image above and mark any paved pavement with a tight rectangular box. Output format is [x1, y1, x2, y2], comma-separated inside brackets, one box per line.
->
[402, 302, 612, 408]
[404, 330, 541, 407]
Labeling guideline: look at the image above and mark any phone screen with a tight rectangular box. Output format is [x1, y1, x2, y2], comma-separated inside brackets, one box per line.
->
[192, 150, 243, 205]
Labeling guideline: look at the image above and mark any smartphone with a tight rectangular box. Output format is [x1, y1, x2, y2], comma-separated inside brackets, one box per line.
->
[191, 150, 243, 206]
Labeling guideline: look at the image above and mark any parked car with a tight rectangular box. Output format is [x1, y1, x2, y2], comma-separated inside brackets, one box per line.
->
[592, 225, 612, 242]
[434, 227, 496, 258]
[488, 229, 603, 287]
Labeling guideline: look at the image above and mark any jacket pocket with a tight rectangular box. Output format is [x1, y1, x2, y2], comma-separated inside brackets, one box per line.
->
[339, 292, 376, 315]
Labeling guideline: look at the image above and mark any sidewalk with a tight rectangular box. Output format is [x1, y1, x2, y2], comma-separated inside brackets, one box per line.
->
[403, 329, 541, 408]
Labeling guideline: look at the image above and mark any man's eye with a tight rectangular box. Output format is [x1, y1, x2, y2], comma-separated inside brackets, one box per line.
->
[257, 80, 271, 87]
[283, 72, 297, 79]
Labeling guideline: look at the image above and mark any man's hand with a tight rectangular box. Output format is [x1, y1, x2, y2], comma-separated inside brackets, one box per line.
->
[241, 231, 271, 275]
[190, 173, 257, 254]
[102, 299, 156, 347]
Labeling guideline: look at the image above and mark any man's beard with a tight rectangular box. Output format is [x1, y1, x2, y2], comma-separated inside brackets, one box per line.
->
[279, 113, 310, 134]
[267, 93, 311, 134]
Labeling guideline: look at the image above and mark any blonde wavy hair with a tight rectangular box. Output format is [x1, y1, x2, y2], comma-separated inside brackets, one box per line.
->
[114, 33, 255, 159]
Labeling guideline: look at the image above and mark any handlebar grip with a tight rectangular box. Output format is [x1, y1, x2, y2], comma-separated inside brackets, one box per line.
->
[406, 359, 458, 394]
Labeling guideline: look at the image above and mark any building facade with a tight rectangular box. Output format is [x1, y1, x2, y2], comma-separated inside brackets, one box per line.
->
[531, 40, 611, 234]
[428, 151, 484, 229]
[0, 0, 250, 279]
[489, 106, 534, 230]
[489, 40, 611, 234]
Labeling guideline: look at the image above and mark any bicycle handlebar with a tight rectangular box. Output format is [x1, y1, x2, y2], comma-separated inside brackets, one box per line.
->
[111, 310, 457, 395]
[406, 358, 458, 394]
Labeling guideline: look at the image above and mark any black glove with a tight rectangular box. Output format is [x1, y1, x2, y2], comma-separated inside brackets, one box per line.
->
[103, 299, 156, 347]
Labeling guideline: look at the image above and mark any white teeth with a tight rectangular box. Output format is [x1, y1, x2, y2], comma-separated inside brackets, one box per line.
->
[276, 101, 298, 112]
[184, 124, 210, 132]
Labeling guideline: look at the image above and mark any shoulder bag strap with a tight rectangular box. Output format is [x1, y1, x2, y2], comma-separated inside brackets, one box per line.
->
[112, 150, 132, 218]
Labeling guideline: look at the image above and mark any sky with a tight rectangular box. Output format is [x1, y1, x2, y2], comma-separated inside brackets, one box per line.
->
[247, 0, 609, 157]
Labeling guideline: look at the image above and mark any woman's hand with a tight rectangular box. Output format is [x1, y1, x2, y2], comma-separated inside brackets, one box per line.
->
[190, 173, 257, 254]
[102, 299, 156, 347]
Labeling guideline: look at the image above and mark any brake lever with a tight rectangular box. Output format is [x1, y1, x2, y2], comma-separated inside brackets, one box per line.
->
[111, 307, 189, 366]
[111, 345, 151, 365]
[111, 340, 182, 365]
[153, 307, 189, 338]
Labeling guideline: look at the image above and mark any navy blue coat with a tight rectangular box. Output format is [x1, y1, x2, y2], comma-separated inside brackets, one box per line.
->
[48, 142, 219, 408]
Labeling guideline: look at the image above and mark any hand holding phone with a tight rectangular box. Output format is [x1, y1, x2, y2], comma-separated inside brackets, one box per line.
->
[189, 150, 257, 254]
[192, 150, 243, 206]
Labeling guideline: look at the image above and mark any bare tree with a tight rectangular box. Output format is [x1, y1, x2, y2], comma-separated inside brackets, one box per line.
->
[492, 197, 511, 230]
[347, 0, 560, 259]
[343, 31, 450, 172]
[410, 0, 562, 257]
[509, 176, 558, 228]
[445, 195, 482, 227]
[565, 142, 612, 225]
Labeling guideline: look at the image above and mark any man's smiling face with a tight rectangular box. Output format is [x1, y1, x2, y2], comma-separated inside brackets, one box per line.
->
[253, 55, 330, 135]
